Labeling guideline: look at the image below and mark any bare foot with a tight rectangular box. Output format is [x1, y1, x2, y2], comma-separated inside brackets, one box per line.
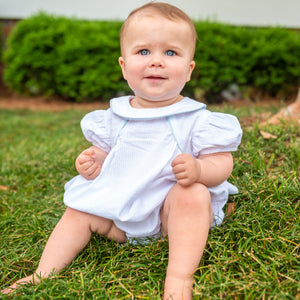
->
[1, 274, 42, 295]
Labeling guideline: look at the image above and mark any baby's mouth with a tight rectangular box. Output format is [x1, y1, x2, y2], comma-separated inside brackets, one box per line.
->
[145, 75, 166, 81]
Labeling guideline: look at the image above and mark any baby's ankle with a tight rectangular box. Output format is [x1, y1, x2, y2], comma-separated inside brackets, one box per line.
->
[164, 275, 193, 300]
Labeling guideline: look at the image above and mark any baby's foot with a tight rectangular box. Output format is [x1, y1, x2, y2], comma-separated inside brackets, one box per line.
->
[1, 274, 40, 294]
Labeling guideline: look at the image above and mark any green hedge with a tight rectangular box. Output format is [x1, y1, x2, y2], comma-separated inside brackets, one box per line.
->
[191, 22, 300, 101]
[3, 13, 300, 102]
[0, 23, 2, 64]
[3, 14, 129, 101]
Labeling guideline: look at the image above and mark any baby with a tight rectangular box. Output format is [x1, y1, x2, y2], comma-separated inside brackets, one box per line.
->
[2, 2, 242, 299]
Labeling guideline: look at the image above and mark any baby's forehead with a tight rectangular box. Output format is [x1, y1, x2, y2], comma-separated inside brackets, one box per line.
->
[120, 10, 196, 57]
[125, 13, 192, 37]
[129, 8, 164, 20]
[128, 10, 181, 25]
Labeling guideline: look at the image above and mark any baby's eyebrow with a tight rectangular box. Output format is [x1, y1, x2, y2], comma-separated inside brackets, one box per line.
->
[131, 44, 149, 51]
[165, 45, 183, 54]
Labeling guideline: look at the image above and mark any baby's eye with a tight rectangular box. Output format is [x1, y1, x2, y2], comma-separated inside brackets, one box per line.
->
[139, 49, 150, 55]
[165, 50, 176, 56]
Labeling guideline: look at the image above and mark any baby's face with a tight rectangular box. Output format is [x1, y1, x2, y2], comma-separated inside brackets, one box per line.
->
[119, 15, 195, 108]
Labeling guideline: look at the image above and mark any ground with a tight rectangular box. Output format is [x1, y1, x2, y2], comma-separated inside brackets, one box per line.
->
[0, 92, 256, 127]
[0, 90, 109, 112]
[0, 78, 109, 111]
[0, 83, 299, 128]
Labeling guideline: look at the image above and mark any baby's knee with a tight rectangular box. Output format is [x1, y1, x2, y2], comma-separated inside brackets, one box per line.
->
[162, 183, 213, 234]
[168, 183, 212, 223]
[63, 207, 96, 232]
[175, 183, 211, 207]
[64, 207, 88, 220]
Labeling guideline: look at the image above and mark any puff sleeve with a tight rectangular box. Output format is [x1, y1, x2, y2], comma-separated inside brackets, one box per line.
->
[80, 110, 112, 153]
[192, 111, 242, 156]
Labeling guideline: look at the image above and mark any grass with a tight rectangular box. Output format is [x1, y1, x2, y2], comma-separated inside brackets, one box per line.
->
[0, 104, 299, 299]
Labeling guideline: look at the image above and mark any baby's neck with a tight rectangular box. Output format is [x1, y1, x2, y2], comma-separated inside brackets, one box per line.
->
[130, 95, 183, 109]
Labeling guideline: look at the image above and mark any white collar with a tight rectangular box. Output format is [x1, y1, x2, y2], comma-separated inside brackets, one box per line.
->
[110, 96, 206, 120]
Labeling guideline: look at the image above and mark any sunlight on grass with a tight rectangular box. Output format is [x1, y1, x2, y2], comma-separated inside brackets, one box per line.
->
[0, 107, 299, 299]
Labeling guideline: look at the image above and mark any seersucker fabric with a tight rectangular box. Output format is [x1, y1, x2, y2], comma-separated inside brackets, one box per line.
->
[64, 96, 242, 238]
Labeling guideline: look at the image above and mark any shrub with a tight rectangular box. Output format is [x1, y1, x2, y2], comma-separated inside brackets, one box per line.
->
[189, 22, 300, 101]
[0, 24, 2, 63]
[3, 14, 300, 102]
[3, 13, 130, 101]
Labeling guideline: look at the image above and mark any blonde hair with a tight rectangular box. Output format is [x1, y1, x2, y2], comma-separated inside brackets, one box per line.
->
[120, 2, 197, 57]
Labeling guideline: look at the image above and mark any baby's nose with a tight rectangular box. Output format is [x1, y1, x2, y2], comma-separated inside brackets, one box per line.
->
[149, 54, 164, 67]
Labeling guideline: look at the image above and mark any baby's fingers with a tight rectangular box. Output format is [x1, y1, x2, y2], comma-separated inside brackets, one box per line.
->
[79, 159, 95, 170]
[172, 163, 186, 175]
[83, 162, 101, 180]
[77, 153, 94, 165]
[177, 178, 193, 187]
[77, 149, 96, 164]
[82, 148, 96, 158]
[91, 164, 102, 178]
[171, 154, 186, 167]
[86, 161, 99, 175]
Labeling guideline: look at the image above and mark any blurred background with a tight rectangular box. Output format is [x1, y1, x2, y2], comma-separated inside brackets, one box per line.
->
[0, 0, 299, 104]
[1, 0, 300, 27]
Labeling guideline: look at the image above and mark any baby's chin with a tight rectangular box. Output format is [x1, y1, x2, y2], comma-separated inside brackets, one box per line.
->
[131, 95, 183, 108]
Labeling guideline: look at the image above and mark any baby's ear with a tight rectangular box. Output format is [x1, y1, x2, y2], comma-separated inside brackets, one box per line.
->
[186, 60, 196, 82]
[118, 57, 127, 80]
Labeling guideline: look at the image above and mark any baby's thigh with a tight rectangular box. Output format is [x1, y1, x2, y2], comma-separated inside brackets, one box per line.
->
[88, 213, 127, 243]
[65, 207, 127, 243]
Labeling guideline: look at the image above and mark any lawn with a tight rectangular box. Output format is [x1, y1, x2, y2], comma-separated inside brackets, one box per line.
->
[0, 104, 299, 299]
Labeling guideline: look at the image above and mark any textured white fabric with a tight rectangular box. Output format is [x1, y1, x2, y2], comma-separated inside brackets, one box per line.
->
[64, 96, 242, 237]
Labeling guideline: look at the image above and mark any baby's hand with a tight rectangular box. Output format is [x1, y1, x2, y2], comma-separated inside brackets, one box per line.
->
[75, 148, 102, 180]
[171, 153, 201, 187]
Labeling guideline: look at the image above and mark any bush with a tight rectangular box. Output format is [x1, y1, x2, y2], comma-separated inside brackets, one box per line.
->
[190, 22, 300, 101]
[0, 24, 2, 63]
[3, 13, 300, 102]
[3, 13, 130, 101]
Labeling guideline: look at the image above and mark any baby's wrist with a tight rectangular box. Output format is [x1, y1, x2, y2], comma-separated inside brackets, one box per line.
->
[195, 159, 202, 183]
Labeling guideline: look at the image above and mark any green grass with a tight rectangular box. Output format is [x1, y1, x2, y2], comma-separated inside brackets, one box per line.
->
[0, 105, 299, 299]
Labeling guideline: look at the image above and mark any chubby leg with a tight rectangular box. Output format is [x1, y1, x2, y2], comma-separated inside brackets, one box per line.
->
[2, 207, 126, 294]
[161, 183, 213, 300]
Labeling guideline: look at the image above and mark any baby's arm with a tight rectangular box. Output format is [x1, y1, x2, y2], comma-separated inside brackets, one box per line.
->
[172, 152, 233, 187]
[75, 146, 108, 180]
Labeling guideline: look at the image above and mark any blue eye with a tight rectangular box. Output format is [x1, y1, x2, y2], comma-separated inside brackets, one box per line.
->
[139, 49, 150, 55]
[166, 50, 176, 56]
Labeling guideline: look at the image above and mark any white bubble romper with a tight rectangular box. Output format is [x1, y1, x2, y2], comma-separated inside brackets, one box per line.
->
[64, 96, 242, 238]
